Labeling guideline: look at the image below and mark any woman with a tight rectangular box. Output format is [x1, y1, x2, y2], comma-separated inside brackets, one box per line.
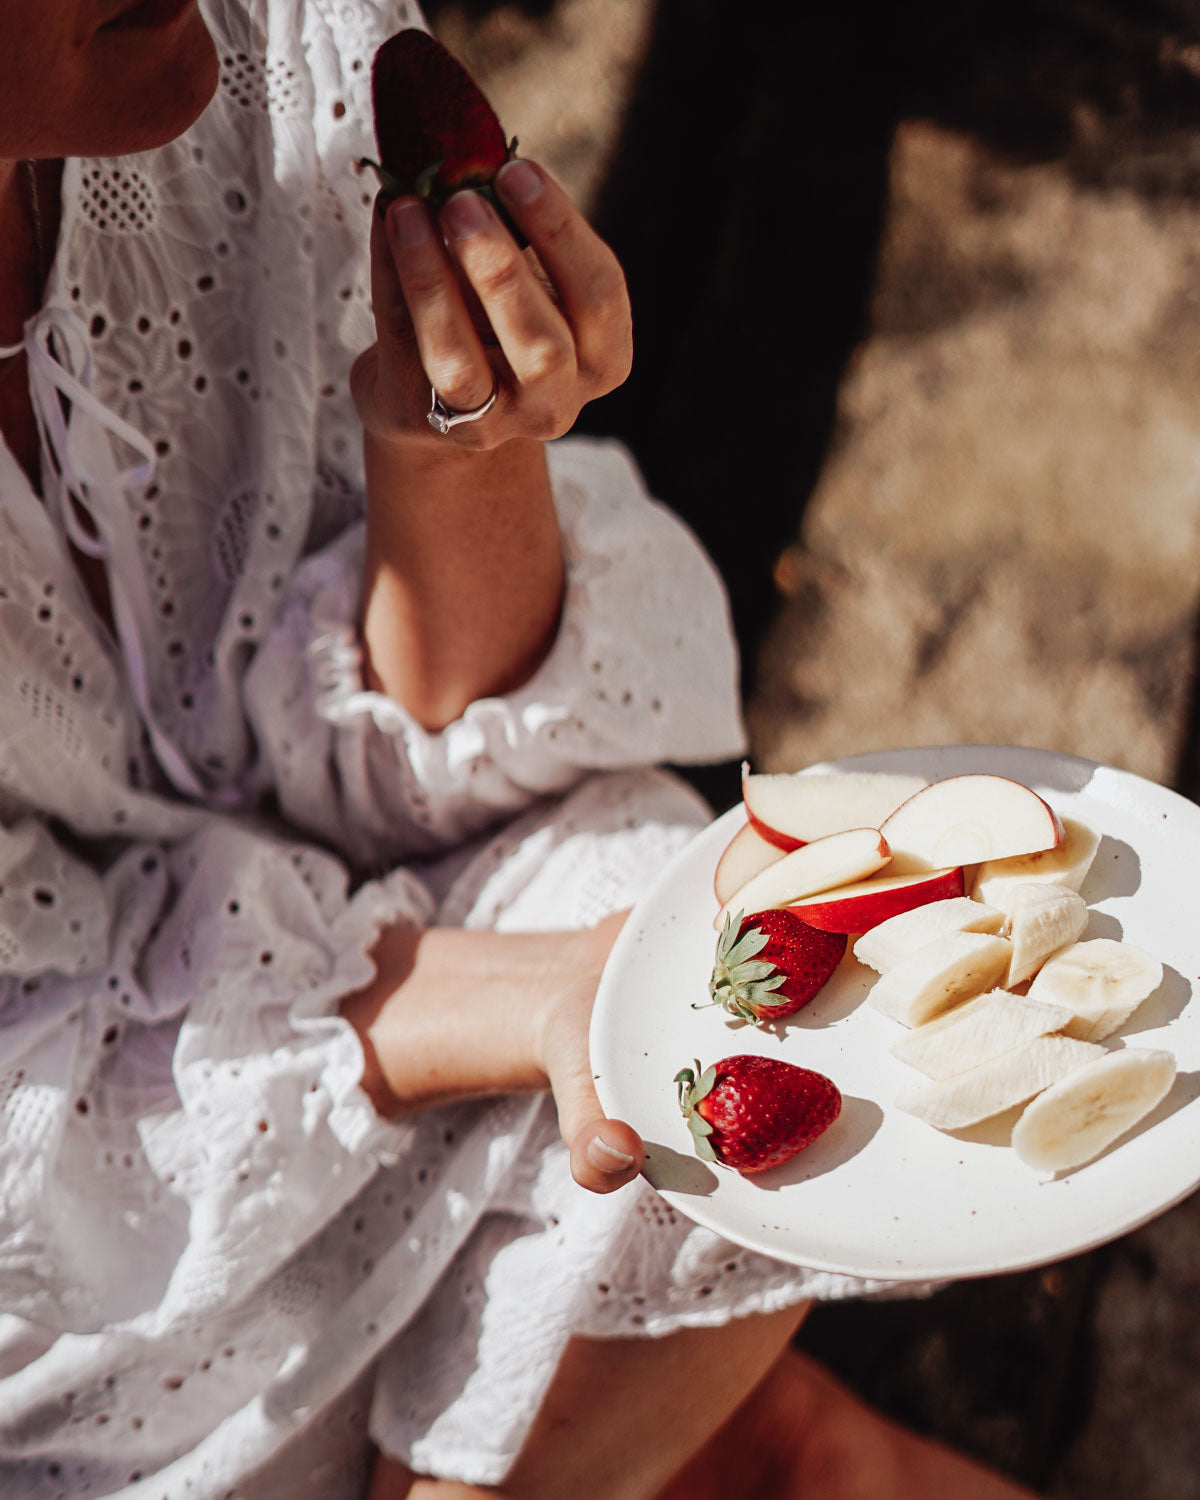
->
[0, 2, 1044, 1497]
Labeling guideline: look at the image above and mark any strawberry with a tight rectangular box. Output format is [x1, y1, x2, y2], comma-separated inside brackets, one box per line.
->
[365, 28, 517, 217]
[674, 1055, 842, 1174]
[706, 908, 846, 1023]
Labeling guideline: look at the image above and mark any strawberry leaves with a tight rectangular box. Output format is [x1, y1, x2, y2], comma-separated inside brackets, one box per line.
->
[705, 908, 846, 1024]
[674, 1063, 719, 1162]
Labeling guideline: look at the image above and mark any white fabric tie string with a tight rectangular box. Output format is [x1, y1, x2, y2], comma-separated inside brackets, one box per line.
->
[0, 305, 218, 801]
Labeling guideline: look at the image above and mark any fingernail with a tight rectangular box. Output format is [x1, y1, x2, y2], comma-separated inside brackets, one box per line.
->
[390, 199, 432, 249]
[587, 1136, 635, 1173]
[497, 158, 544, 205]
[443, 190, 491, 240]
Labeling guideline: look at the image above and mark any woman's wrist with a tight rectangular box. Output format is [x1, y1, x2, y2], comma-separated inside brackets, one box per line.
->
[360, 429, 562, 727]
[340, 924, 568, 1117]
[342, 915, 643, 1195]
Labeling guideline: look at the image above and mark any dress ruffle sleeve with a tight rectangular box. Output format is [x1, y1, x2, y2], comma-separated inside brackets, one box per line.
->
[0, 819, 432, 1338]
[245, 438, 746, 869]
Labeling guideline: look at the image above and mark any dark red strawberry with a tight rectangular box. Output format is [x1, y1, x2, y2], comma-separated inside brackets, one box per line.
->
[674, 1055, 842, 1174]
[365, 28, 517, 215]
[706, 908, 846, 1023]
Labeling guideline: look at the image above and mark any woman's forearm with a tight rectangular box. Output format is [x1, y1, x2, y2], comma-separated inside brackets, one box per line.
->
[341, 915, 643, 1193]
[361, 431, 564, 730]
[340, 924, 565, 1115]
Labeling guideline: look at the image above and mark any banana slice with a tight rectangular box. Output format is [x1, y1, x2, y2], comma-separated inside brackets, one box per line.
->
[1027, 938, 1164, 1041]
[896, 1034, 1103, 1130]
[867, 931, 1013, 1027]
[1003, 883, 1088, 986]
[890, 989, 1074, 1079]
[854, 896, 1005, 973]
[972, 815, 1101, 914]
[1011, 1048, 1176, 1173]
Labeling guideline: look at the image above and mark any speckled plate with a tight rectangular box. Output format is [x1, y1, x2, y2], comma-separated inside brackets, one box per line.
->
[590, 746, 1200, 1281]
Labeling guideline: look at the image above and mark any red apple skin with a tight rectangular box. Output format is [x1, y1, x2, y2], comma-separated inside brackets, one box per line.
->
[713, 822, 785, 906]
[785, 868, 964, 934]
[744, 806, 804, 853]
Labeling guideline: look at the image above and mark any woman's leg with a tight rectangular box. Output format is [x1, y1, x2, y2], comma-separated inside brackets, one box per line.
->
[657, 1348, 1044, 1500]
[368, 1328, 1044, 1500]
[366, 1305, 808, 1500]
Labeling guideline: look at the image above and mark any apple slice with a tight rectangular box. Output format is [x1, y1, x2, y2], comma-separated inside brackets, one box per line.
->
[742, 764, 929, 852]
[714, 826, 891, 932]
[784, 867, 964, 934]
[879, 774, 1063, 874]
[713, 821, 786, 907]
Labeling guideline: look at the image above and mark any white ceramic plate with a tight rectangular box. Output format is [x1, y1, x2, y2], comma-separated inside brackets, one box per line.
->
[591, 745, 1200, 1281]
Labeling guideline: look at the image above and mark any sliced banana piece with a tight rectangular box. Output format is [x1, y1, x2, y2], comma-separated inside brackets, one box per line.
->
[1011, 1048, 1176, 1174]
[1027, 938, 1164, 1041]
[896, 1034, 1103, 1130]
[890, 989, 1074, 1080]
[854, 896, 1005, 974]
[972, 815, 1101, 914]
[1004, 883, 1088, 987]
[867, 931, 1013, 1028]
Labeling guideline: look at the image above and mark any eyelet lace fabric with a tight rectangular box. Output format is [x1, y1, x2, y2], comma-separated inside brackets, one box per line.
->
[0, 2, 897, 1495]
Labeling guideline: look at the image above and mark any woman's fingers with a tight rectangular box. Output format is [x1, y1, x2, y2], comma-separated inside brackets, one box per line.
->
[493, 159, 632, 391]
[439, 188, 581, 429]
[356, 159, 632, 445]
[536, 911, 644, 1194]
[569, 1116, 645, 1195]
[384, 196, 500, 419]
[547, 1037, 645, 1195]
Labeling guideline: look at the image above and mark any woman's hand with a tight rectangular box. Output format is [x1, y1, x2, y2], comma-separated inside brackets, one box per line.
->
[350, 157, 633, 450]
[530, 913, 646, 1192]
[340, 914, 645, 1194]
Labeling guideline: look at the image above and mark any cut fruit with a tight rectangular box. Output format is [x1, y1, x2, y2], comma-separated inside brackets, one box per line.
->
[867, 931, 1013, 1027]
[971, 815, 1101, 913]
[879, 774, 1063, 875]
[1010, 1048, 1177, 1173]
[1027, 938, 1164, 1041]
[853, 895, 1004, 972]
[713, 821, 785, 907]
[742, 764, 928, 852]
[1003, 883, 1088, 986]
[713, 827, 891, 932]
[889, 989, 1074, 1079]
[784, 868, 963, 935]
[896, 1034, 1104, 1130]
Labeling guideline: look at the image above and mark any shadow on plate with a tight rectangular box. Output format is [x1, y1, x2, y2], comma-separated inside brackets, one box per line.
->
[948, 1102, 1024, 1149]
[806, 745, 1101, 796]
[1084, 909, 1124, 941]
[1133, 962, 1192, 1031]
[1079, 833, 1141, 904]
[641, 1141, 720, 1197]
[743, 959, 871, 1038]
[751, 1092, 884, 1191]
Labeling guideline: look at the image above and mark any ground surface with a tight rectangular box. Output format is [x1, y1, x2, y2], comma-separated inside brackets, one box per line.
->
[427, 2, 1200, 1492]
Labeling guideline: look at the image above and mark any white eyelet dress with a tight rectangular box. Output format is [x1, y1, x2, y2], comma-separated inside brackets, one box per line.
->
[0, 2, 896, 1495]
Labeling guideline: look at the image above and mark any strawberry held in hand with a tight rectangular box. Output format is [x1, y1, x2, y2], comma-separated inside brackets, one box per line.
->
[675, 1055, 842, 1174]
[706, 908, 846, 1023]
[366, 28, 517, 215]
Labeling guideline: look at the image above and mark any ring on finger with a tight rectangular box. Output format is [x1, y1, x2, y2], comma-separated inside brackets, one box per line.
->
[427, 379, 498, 435]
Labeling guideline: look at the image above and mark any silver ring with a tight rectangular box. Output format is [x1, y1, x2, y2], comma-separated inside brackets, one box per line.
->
[427, 381, 498, 434]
